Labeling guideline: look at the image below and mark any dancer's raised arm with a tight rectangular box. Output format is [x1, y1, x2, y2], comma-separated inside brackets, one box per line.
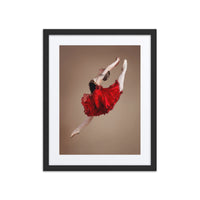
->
[96, 57, 120, 85]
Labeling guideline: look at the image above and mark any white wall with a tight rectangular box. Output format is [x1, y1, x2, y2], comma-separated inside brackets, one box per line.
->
[0, 1, 199, 199]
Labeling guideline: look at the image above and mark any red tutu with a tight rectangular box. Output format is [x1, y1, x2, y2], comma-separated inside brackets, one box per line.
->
[81, 80, 123, 116]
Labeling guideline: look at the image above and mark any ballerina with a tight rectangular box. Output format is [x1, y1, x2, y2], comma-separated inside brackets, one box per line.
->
[70, 57, 128, 138]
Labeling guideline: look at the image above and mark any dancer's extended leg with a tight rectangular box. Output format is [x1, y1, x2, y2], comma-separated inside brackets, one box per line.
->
[118, 59, 127, 92]
[70, 116, 93, 138]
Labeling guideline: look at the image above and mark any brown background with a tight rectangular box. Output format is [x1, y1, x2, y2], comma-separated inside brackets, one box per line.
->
[60, 46, 140, 154]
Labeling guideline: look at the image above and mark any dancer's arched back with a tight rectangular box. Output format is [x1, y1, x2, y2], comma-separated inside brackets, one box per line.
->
[70, 57, 127, 138]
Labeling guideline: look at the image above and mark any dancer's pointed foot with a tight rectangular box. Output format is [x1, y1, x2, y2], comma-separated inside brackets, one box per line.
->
[70, 128, 80, 138]
[122, 59, 127, 72]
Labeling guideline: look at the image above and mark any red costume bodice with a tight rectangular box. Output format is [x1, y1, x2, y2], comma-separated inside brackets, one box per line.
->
[81, 80, 123, 116]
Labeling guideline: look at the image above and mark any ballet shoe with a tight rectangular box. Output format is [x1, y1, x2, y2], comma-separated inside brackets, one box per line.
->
[122, 59, 127, 72]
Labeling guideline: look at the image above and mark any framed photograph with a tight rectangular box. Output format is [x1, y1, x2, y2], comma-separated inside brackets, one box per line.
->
[43, 29, 156, 171]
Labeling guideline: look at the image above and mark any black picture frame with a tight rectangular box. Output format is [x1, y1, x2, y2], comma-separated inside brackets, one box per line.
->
[43, 29, 157, 171]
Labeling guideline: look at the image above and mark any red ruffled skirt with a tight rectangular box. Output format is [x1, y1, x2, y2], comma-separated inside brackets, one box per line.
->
[81, 80, 123, 116]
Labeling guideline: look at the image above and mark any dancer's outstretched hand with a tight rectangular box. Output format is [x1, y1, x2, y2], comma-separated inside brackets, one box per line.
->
[116, 57, 120, 63]
[70, 128, 80, 138]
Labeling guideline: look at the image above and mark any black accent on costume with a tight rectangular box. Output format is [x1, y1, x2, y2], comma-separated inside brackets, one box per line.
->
[89, 80, 97, 93]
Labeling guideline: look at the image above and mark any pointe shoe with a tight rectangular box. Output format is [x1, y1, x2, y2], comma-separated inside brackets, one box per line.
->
[122, 59, 127, 72]
[70, 128, 80, 138]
